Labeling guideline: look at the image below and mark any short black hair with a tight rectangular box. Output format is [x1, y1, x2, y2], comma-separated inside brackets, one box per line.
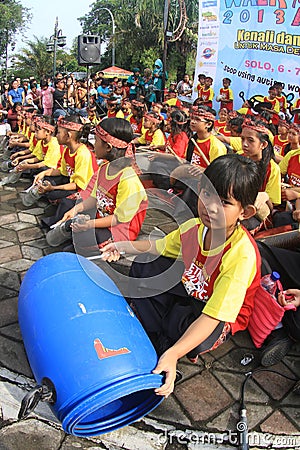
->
[201, 154, 261, 207]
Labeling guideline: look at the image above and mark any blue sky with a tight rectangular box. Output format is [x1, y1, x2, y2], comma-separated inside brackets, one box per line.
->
[15, 0, 92, 50]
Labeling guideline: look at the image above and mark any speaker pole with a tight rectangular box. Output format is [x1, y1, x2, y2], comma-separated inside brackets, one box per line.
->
[86, 65, 90, 109]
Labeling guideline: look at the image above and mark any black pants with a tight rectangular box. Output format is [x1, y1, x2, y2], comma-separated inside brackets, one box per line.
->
[41, 175, 77, 227]
[128, 254, 228, 357]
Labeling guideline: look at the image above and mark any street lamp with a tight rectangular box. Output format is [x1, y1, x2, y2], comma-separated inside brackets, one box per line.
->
[99, 7, 115, 66]
[47, 17, 66, 79]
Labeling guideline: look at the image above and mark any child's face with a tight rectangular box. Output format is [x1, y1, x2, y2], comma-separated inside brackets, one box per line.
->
[56, 127, 69, 145]
[241, 128, 266, 161]
[95, 135, 110, 159]
[222, 79, 230, 88]
[288, 129, 300, 145]
[268, 89, 277, 99]
[278, 124, 288, 135]
[198, 187, 244, 232]
[35, 125, 48, 141]
[204, 78, 212, 88]
[190, 116, 210, 134]
[219, 110, 227, 121]
[143, 117, 153, 129]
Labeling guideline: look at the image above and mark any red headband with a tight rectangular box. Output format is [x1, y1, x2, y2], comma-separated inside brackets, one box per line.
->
[242, 118, 269, 134]
[278, 119, 290, 128]
[35, 118, 55, 132]
[131, 99, 145, 108]
[95, 125, 134, 158]
[143, 113, 161, 124]
[57, 118, 83, 132]
[190, 107, 215, 122]
[288, 123, 300, 133]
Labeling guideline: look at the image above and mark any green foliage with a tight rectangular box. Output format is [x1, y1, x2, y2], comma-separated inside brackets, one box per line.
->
[12, 36, 83, 81]
[0, 0, 31, 58]
[79, 0, 199, 78]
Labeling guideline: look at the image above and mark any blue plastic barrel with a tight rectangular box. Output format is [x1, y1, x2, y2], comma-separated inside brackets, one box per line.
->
[18, 252, 163, 436]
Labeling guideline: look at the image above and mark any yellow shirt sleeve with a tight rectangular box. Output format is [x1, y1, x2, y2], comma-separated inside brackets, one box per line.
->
[229, 137, 242, 152]
[155, 218, 200, 258]
[279, 150, 295, 175]
[31, 140, 43, 160]
[43, 137, 61, 169]
[60, 144, 96, 190]
[116, 110, 125, 119]
[265, 159, 281, 205]
[151, 129, 165, 147]
[203, 233, 257, 322]
[114, 167, 147, 222]
[209, 136, 227, 162]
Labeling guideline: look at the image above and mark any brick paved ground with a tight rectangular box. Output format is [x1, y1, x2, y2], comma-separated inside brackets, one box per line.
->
[0, 155, 299, 449]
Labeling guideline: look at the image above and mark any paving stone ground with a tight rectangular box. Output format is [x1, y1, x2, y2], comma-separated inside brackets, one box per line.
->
[0, 157, 299, 450]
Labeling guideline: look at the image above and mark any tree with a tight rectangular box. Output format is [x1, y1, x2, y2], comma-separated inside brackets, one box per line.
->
[78, 0, 198, 80]
[12, 37, 82, 81]
[0, 0, 31, 78]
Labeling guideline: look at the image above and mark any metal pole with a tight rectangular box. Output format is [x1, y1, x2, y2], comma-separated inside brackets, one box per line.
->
[99, 8, 115, 66]
[162, 0, 170, 101]
[53, 17, 58, 79]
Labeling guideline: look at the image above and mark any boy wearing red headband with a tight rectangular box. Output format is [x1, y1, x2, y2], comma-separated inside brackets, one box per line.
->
[133, 111, 165, 147]
[34, 115, 98, 226]
[54, 118, 148, 254]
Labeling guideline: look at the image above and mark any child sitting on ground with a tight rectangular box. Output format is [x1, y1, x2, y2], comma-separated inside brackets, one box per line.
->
[50, 118, 148, 254]
[100, 153, 262, 397]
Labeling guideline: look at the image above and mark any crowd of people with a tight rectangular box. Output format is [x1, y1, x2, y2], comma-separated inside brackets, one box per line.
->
[0, 67, 299, 398]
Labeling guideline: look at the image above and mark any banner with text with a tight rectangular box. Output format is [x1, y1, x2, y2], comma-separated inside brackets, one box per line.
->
[193, 0, 300, 110]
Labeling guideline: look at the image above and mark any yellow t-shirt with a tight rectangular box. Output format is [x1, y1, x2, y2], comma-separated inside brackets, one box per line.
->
[91, 163, 147, 223]
[229, 137, 242, 153]
[265, 159, 281, 205]
[138, 128, 165, 147]
[155, 219, 259, 328]
[60, 144, 96, 190]
[189, 135, 227, 168]
[237, 151, 281, 204]
[33, 137, 61, 168]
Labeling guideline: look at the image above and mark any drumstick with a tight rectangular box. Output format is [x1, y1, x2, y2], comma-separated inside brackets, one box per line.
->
[166, 145, 184, 164]
[190, 138, 210, 166]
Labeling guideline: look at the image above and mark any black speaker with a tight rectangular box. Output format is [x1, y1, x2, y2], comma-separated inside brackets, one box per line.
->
[77, 35, 101, 65]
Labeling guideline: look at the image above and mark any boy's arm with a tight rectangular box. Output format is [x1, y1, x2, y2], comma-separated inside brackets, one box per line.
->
[153, 314, 220, 397]
[100, 239, 159, 261]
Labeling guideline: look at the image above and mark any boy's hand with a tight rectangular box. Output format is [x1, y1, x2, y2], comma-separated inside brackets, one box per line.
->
[278, 289, 300, 308]
[281, 188, 299, 202]
[100, 241, 122, 261]
[152, 348, 178, 398]
[71, 220, 93, 233]
[34, 172, 45, 185]
[292, 209, 300, 223]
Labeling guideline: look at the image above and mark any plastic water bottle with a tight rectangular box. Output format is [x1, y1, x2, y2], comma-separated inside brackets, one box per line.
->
[260, 271, 280, 296]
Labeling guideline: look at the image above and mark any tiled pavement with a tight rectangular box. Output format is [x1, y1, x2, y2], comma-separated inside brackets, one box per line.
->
[0, 163, 299, 449]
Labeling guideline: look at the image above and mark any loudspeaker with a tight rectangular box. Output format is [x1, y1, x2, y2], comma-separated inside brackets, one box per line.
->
[77, 35, 101, 65]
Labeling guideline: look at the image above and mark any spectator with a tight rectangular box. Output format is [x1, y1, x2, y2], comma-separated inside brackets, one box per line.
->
[127, 68, 143, 101]
[52, 78, 67, 118]
[177, 74, 193, 99]
[8, 80, 25, 107]
[40, 80, 55, 116]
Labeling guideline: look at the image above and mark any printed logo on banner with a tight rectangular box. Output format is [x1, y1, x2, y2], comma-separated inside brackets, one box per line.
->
[202, 48, 216, 59]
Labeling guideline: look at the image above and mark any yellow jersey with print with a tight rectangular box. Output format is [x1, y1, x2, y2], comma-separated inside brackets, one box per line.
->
[155, 218, 261, 334]
[60, 144, 97, 190]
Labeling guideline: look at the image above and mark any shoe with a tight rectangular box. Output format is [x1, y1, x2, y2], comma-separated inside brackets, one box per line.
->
[261, 328, 293, 367]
